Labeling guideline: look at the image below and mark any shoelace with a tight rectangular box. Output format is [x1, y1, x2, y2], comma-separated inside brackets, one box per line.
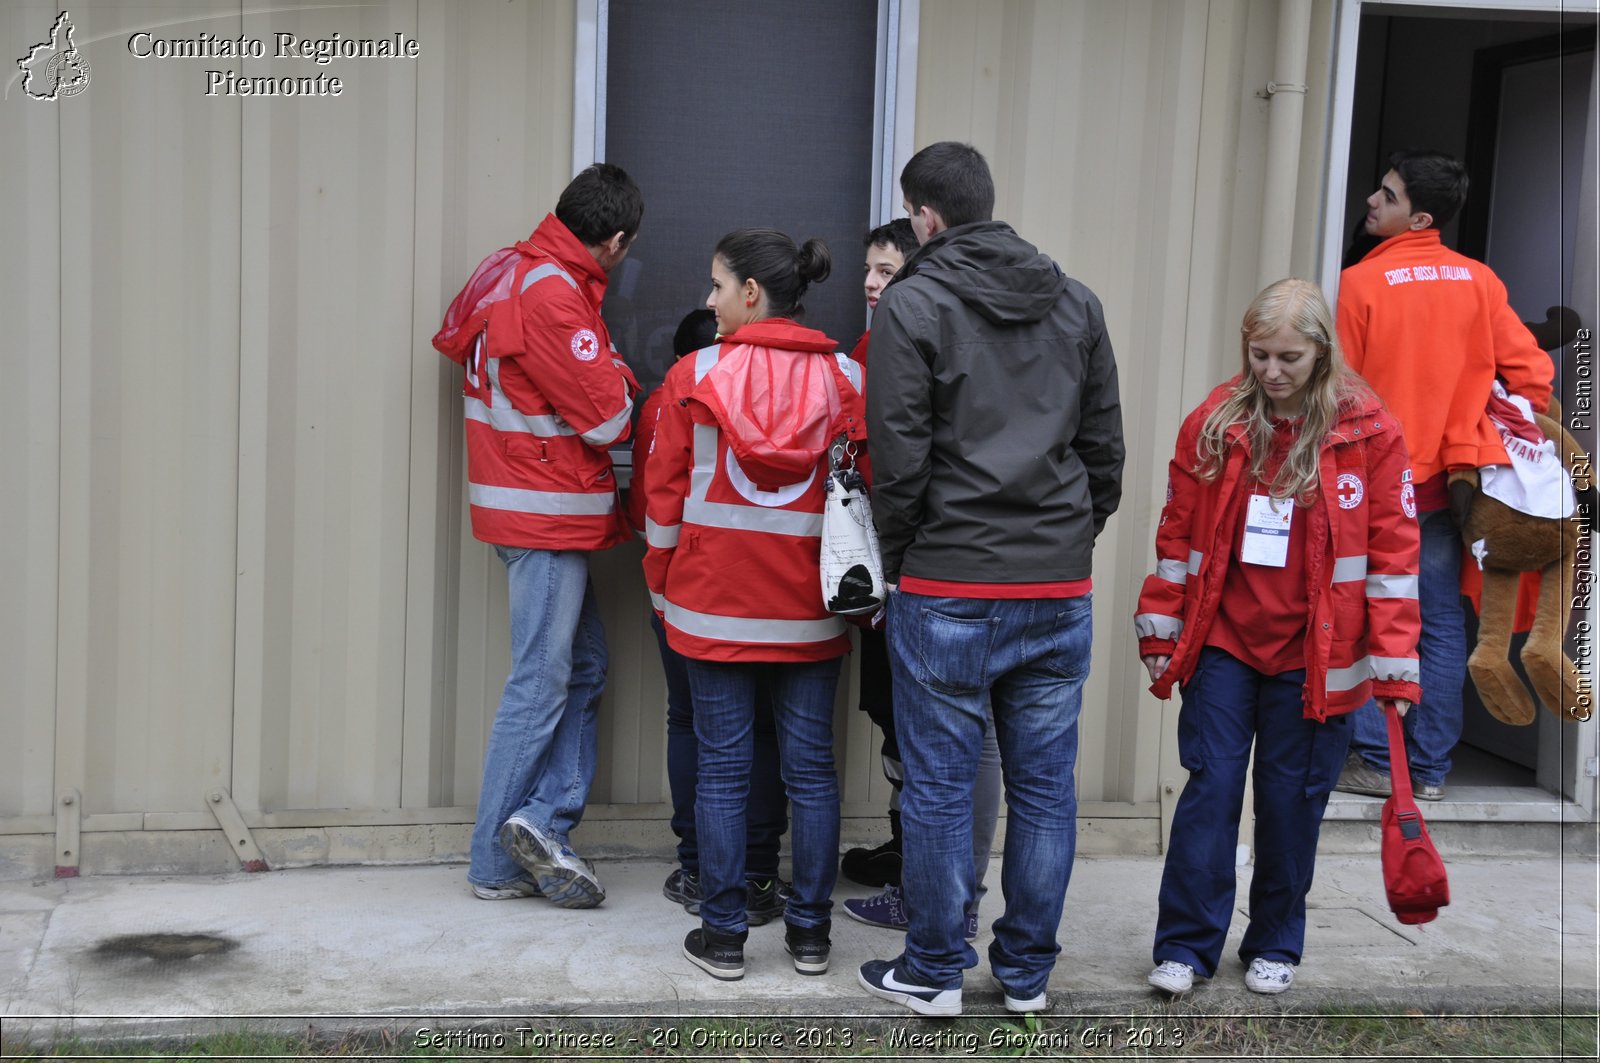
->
[1252, 960, 1292, 981]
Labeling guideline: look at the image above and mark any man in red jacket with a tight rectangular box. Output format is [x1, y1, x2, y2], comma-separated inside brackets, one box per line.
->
[433, 165, 643, 908]
[1334, 150, 1553, 801]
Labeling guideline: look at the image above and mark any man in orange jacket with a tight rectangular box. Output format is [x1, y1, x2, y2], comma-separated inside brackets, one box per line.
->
[1334, 150, 1553, 801]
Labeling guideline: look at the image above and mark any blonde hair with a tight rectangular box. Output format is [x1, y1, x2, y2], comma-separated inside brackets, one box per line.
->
[1195, 278, 1362, 502]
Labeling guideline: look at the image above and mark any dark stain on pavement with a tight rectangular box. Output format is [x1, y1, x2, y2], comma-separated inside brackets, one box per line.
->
[91, 933, 239, 962]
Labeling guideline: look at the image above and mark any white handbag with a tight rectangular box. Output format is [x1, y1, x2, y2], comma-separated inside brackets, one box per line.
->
[819, 436, 886, 615]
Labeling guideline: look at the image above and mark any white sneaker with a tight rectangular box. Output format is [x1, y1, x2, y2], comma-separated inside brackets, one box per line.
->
[1244, 957, 1295, 994]
[1147, 960, 1195, 995]
[992, 976, 1048, 1013]
[471, 877, 542, 900]
[498, 815, 605, 909]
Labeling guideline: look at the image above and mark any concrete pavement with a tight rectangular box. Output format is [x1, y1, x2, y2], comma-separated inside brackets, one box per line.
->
[1, 851, 1596, 1048]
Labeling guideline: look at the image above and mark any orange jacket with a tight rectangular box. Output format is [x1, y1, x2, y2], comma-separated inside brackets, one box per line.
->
[643, 319, 865, 663]
[1134, 380, 1422, 720]
[1337, 229, 1553, 482]
[433, 214, 638, 550]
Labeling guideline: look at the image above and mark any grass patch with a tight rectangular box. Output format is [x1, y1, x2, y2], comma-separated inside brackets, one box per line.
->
[2, 1010, 1594, 1061]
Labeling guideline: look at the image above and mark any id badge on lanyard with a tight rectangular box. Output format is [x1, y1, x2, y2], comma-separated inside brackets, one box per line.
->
[1240, 493, 1293, 567]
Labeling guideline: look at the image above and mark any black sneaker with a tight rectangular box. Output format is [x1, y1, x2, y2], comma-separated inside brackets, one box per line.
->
[663, 868, 701, 914]
[840, 837, 902, 888]
[683, 926, 745, 981]
[857, 957, 962, 1016]
[745, 878, 787, 927]
[784, 920, 831, 975]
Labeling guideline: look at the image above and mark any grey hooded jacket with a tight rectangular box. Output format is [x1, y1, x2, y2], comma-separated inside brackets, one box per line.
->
[865, 220, 1124, 585]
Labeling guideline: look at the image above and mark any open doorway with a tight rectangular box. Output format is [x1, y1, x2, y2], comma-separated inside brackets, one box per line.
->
[1334, 2, 1598, 803]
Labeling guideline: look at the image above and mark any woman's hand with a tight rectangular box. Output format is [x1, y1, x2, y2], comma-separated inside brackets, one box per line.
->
[1142, 655, 1170, 682]
[1379, 697, 1412, 718]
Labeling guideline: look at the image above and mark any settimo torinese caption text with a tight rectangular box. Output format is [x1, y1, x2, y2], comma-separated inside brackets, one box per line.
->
[127, 31, 419, 96]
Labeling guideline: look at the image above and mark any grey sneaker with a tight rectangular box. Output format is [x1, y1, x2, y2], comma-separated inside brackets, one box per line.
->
[1147, 959, 1195, 995]
[745, 878, 788, 927]
[1417, 782, 1445, 801]
[498, 815, 605, 909]
[1334, 752, 1392, 797]
[663, 868, 701, 914]
[1244, 957, 1295, 994]
[471, 877, 543, 901]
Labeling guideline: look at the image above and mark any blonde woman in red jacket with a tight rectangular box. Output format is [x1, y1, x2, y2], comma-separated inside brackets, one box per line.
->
[644, 228, 865, 983]
[1134, 279, 1421, 997]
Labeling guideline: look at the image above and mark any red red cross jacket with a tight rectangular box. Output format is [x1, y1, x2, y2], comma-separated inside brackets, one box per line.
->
[642, 319, 865, 663]
[1134, 379, 1423, 720]
[432, 214, 638, 550]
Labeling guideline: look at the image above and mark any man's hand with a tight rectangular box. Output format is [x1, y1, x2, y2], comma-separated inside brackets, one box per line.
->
[1142, 655, 1169, 682]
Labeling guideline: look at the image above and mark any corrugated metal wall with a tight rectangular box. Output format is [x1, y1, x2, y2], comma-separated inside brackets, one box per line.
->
[0, 0, 1335, 873]
[913, 0, 1336, 836]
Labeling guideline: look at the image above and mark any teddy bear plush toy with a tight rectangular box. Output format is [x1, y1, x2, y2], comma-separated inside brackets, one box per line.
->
[1449, 307, 1593, 725]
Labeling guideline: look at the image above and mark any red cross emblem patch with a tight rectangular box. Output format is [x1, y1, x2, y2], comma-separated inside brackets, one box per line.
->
[571, 328, 600, 362]
[1336, 472, 1364, 510]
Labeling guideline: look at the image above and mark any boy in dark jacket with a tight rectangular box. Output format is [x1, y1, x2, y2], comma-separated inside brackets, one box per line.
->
[857, 141, 1124, 1017]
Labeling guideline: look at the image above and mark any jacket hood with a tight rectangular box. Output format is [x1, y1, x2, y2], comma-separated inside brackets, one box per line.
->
[691, 319, 852, 488]
[893, 221, 1067, 325]
[432, 214, 606, 365]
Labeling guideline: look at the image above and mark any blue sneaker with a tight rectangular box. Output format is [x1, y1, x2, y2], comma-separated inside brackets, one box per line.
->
[498, 815, 604, 909]
[843, 886, 979, 941]
[857, 958, 962, 1017]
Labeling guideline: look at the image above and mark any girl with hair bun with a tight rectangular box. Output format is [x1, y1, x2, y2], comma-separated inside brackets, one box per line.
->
[1134, 278, 1421, 997]
[643, 228, 863, 982]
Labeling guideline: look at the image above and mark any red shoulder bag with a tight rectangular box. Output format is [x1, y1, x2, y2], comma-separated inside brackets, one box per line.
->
[1381, 703, 1450, 924]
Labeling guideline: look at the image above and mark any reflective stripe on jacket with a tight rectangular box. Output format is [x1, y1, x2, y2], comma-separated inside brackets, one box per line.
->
[643, 320, 864, 663]
[433, 213, 637, 550]
[1134, 379, 1423, 720]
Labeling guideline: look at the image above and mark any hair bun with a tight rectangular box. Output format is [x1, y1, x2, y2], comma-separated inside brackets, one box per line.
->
[796, 238, 832, 286]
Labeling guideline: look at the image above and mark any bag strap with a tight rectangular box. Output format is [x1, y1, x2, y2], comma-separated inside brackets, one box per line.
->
[1384, 702, 1423, 837]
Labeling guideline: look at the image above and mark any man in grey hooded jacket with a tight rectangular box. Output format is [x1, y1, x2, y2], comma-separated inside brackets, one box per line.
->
[857, 141, 1124, 1017]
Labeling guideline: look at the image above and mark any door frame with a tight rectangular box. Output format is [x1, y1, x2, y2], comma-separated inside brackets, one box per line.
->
[1323, 0, 1598, 815]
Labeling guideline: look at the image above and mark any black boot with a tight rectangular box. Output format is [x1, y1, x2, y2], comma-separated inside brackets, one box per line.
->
[683, 924, 746, 980]
[784, 918, 831, 975]
[840, 808, 902, 888]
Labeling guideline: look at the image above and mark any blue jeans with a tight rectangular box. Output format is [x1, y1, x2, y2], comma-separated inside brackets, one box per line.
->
[467, 547, 606, 888]
[653, 612, 788, 878]
[1154, 648, 1352, 976]
[686, 657, 842, 933]
[859, 626, 1003, 905]
[889, 591, 1092, 997]
[1351, 509, 1465, 786]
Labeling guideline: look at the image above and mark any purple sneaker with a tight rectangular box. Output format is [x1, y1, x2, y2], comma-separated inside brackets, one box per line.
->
[843, 885, 906, 929]
[843, 886, 979, 941]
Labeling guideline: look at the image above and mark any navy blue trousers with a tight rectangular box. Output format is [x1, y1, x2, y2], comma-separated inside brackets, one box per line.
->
[1153, 647, 1353, 976]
